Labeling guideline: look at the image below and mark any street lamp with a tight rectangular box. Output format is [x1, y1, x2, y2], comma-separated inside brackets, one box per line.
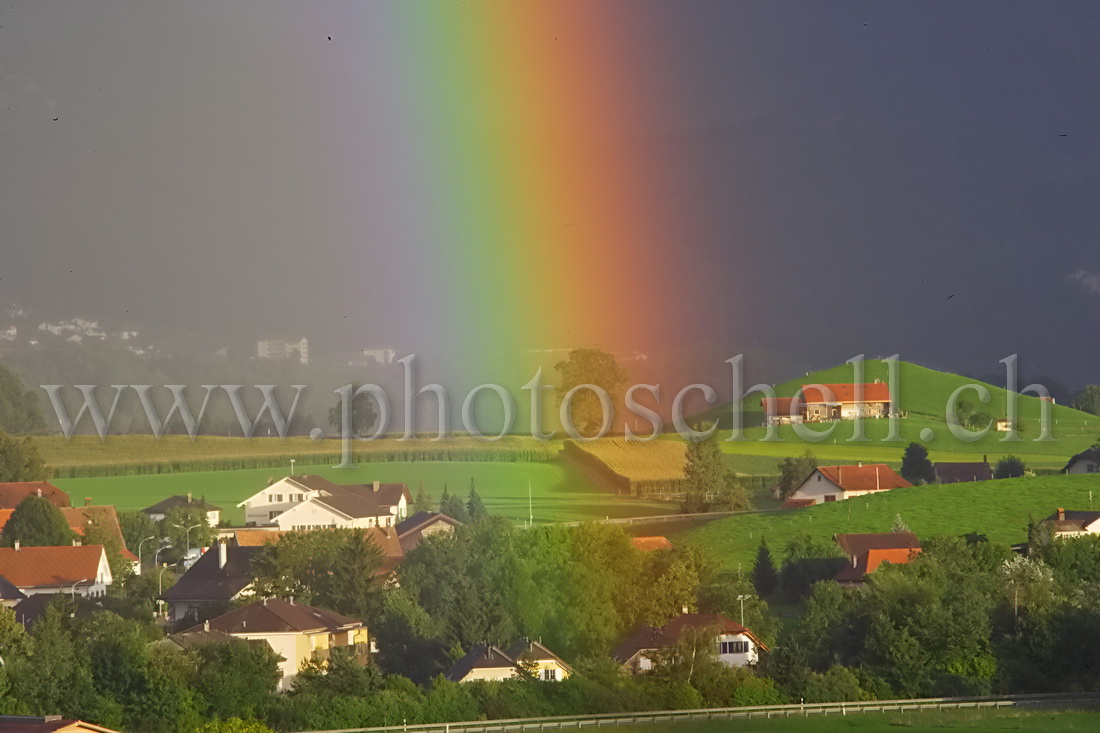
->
[290, 458, 296, 475]
[736, 594, 749, 627]
[69, 578, 89, 603]
[136, 535, 157, 576]
[174, 523, 202, 557]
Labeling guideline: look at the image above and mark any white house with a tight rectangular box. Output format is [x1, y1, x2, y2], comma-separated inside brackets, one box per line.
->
[142, 493, 221, 526]
[238, 475, 409, 530]
[612, 614, 766, 672]
[1043, 508, 1100, 538]
[786, 463, 912, 506]
[0, 544, 113, 598]
[1063, 448, 1100, 475]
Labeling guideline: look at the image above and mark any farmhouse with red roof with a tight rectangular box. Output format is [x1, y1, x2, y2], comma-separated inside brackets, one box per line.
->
[762, 382, 892, 425]
[834, 532, 922, 586]
[786, 463, 912, 505]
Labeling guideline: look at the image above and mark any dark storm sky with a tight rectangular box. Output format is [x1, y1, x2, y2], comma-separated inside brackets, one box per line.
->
[1, 1, 1098, 385]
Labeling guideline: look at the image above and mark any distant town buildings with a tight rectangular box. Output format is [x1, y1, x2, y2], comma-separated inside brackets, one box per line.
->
[256, 337, 309, 364]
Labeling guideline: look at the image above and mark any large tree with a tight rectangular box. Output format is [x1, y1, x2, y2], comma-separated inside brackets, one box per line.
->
[327, 384, 380, 438]
[682, 425, 747, 513]
[777, 450, 817, 500]
[2, 495, 74, 547]
[900, 442, 936, 485]
[0, 432, 50, 482]
[0, 362, 46, 434]
[554, 348, 629, 436]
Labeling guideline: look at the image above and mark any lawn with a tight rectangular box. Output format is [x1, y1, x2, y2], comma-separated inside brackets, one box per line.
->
[676, 473, 1100, 571]
[608, 709, 1100, 733]
[53, 459, 673, 526]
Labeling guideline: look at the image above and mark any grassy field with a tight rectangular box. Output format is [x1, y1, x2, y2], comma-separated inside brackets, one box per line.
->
[608, 709, 1100, 733]
[53, 459, 673, 526]
[675, 473, 1100, 571]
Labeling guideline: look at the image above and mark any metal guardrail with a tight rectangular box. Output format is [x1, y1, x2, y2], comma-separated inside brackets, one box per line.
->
[292, 692, 1100, 733]
[552, 508, 786, 528]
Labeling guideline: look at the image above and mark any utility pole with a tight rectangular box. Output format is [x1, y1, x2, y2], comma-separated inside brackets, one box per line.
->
[528, 477, 534, 528]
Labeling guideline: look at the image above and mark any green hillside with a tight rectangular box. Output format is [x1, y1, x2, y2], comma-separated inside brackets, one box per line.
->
[678, 473, 1100, 572]
[691, 360, 1097, 470]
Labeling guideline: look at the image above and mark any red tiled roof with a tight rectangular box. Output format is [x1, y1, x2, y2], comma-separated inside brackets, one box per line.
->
[631, 536, 673, 552]
[0, 483, 70, 510]
[0, 506, 134, 560]
[799, 383, 891, 404]
[782, 498, 816, 509]
[761, 397, 799, 416]
[835, 532, 920, 556]
[817, 464, 911, 492]
[0, 545, 105, 588]
[233, 530, 286, 547]
[835, 547, 921, 582]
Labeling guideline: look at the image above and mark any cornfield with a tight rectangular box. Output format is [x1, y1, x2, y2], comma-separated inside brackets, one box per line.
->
[563, 439, 687, 498]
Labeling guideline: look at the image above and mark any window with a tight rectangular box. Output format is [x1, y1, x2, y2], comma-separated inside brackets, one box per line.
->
[270, 493, 283, 503]
[269, 510, 280, 520]
[719, 641, 749, 655]
[824, 495, 836, 502]
[542, 668, 557, 681]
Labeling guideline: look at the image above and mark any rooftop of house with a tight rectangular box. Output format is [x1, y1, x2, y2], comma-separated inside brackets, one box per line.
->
[0, 483, 70, 510]
[1043, 508, 1100, 533]
[0, 716, 121, 733]
[1063, 447, 1100, 472]
[0, 505, 134, 561]
[0, 574, 25, 601]
[835, 547, 922, 583]
[816, 464, 912, 493]
[781, 498, 817, 510]
[933, 462, 993, 483]
[189, 598, 363, 635]
[444, 644, 522, 682]
[161, 545, 261, 602]
[232, 530, 285, 547]
[631, 536, 673, 552]
[142, 494, 221, 516]
[835, 532, 921, 556]
[0, 545, 106, 588]
[394, 512, 462, 553]
[505, 639, 573, 673]
[612, 613, 767, 663]
[799, 383, 891, 404]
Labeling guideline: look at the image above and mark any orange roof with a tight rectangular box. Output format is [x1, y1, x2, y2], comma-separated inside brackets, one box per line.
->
[0, 482, 70, 510]
[631, 536, 673, 552]
[836, 547, 921, 583]
[782, 498, 816, 509]
[233, 530, 286, 547]
[817, 464, 911, 492]
[799, 383, 891, 404]
[761, 397, 799, 415]
[0, 545, 106, 588]
[0, 506, 132, 559]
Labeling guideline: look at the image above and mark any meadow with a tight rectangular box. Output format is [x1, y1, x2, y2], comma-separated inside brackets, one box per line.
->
[609, 709, 1100, 733]
[676, 473, 1100, 571]
[53, 459, 673, 526]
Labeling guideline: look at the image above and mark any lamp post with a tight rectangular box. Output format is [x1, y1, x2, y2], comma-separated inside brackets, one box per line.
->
[175, 523, 202, 557]
[136, 535, 156, 576]
[69, 578, 89, 602]
[290, 458, 296, 475]
[736, 594, 749, 627]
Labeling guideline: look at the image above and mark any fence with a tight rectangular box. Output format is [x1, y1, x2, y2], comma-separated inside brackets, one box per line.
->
[553, 508, 785, 528]
[293, 692, 1100, 733]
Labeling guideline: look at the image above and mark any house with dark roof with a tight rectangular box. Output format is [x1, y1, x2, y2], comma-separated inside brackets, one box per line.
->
[787, 463, 912, 505]
[237, 475, 409, 530]
[0, 575, 26, 607]
[142, 493, 221, 526]
[834, 532, 921, 586]
[0, 483, 70, 510]
[444, 640, 572, 683]
[612, 613, 767, 672]
[1063, 447, 1100, 475]
[186, 598, 368, 690]
[0, 544, 112, 597]
[934, 462, 993, 484]
[1041, 508, 1100, 538]
[0, 716, 122, 733]
[231, 526, 405, 577]
[161, 542, 261, 626]
[395, 512, 461, 553]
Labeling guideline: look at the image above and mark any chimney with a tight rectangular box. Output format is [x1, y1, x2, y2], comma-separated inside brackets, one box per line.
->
[84, 497, 92, 507]
[36, 488, 41, 497]
[187, 491, 193, 505]
[373, 480, 380, 492]
[13, 540, 19, 551]
[72, 538, 79, 546]
[876, 466, 880, 491]
[218, 541, 227, 570]
[681, 605, 689, 615]
[1058, 508, 1066, 521]
[203, 619, 210, 632]
[857, 461, 863, 468]
[852, 556, 857, 568]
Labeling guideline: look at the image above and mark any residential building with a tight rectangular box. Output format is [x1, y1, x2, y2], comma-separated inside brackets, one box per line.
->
[0, 715, 123, 733]
[188, 598, 369, 690]
[761, 397, 803, 426]
[612, 613, 766, 672]
[0, 504, 137, 570]
[257, 337, 309, 364]
[142, 493, 221, 525]
[763, 383, 892, 425]
[161, 543, 261, 626]
[1042, 508, 1100, 538]
[934, 462, 993, 484]
[787, 463, 912, 505]
[232, 526, 405, 577]
[834, 532, 921, 586]
[237, 475, 409, 530]
[445, 640, 572, 683]
[395, 512, 462, 553]
[1063, 447, 1100, 475]
[0, 544, 112, 597]
[0, 482, 70, 510]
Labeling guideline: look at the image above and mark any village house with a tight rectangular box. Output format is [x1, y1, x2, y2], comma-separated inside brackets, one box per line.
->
[762, 382, 892, 425]
[237, 475, 409, 530]
[445, 640, 572, 683]
[1063, 447, 1100, 474]
[187, 598, 368, 690]
[1041, 508, 1100, 538]
[394, 512, 462, 553]
[934, 461, 993, 484]
[0, 503, 139, 571]
[834, 532, 921, 586]
[786, 463, 912, 506]
[612, 613, 766, 672]
[161, 543, 261, 626]
[0, 544, 112, 597]
[0, 482, 70, 510]
[142, 493, 221, 526]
